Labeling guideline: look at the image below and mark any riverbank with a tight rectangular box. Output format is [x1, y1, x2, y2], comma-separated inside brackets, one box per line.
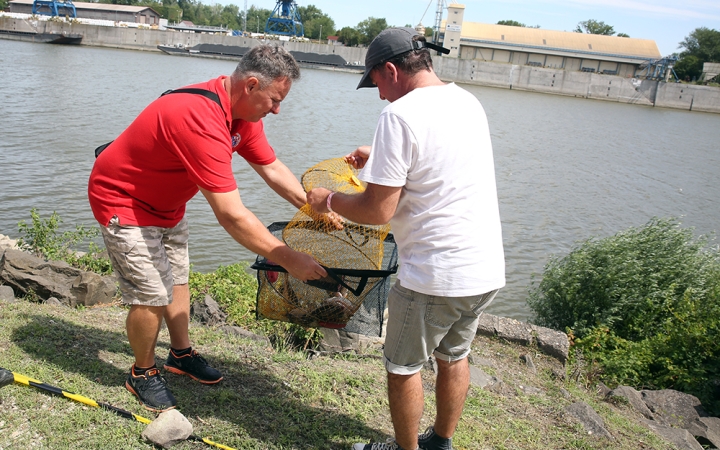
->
[2, 15, 719, 114]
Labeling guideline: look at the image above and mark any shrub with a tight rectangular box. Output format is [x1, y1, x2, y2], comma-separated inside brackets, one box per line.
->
[528, 217, 720, 414]
[17, 209, 113, 275]
[527, 217, 718, 341]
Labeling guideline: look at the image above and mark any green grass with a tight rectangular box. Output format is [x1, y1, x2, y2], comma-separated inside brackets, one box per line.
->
[0, 299, 677, 449]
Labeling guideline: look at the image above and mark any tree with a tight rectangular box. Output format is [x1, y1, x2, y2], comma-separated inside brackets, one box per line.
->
[674, 28, 720, 82]
[497, 20, 525, 27]
[678, 27, 720, 63]
[575, 19, 615, 35]
[298, 4, 335, 41]
[616, 33, 630, 38]
[337, 26, 361, 47]
[356, 17, 388, 45]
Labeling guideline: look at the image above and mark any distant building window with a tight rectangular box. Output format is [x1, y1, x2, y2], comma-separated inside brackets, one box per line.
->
[501, 35, 505, 40]
[543, 39, 546, 45]
[588, 44, 593, 50]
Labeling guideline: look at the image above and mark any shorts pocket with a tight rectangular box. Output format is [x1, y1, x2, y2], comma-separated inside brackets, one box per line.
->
[425, 297, 455, 329]
[470, 290, 498, 315]
[103, 229, 149, 284]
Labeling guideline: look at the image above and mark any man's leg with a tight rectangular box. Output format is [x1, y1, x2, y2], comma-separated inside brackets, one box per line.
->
[388, 371, 424, 450]
[126, 305, 165, 368]
[164, 283, 191, 350]
[433, 357, 470, 439]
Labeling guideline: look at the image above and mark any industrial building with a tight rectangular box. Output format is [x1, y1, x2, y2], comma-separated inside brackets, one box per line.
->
[439, 4, 662, 77]
[8, 0, 161, 25]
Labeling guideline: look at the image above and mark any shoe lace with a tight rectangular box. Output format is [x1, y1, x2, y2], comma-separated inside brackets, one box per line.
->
[137, 369, 168, 394]
[418, 426, 435, 441]
[189, 350, 208, 365]
[372, 439, 401, 450]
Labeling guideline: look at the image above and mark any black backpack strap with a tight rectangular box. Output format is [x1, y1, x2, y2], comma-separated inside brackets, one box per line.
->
[161, 88, 224, 113]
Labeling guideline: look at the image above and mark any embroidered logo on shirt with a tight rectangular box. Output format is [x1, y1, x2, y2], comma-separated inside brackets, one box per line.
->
[232, 133, 241, 148]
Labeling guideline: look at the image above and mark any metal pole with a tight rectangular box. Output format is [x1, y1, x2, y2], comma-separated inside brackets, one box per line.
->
[318, 24, 322, 44]
[256, 15, 259, 34]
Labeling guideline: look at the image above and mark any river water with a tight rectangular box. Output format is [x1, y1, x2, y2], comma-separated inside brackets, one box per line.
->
[1, 39, 719, 321]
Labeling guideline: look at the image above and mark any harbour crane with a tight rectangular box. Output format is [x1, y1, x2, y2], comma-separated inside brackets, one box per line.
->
[265, 0, 304, 37]
[32, 0, 76, 18]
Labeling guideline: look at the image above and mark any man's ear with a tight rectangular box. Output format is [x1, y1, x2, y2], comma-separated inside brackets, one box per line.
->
[384, 62, 399, 83]
[245, 76, 259, 93]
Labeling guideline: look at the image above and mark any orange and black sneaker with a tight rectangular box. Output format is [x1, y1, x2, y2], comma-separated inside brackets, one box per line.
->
[163, 348, 223, 384]
[125, 365, 176, 412]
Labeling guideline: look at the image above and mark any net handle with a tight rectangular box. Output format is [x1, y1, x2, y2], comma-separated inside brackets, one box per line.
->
[305, 266, 370, 297]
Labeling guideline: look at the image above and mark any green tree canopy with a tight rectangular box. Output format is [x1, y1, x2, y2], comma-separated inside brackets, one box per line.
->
[356, 17, 388, 45]
[679, 27, 720, 62]
[497, 20, 525, 27]
[575, 19, 615, 35]
[337, 26, 362, 47]
[298, 4, 335, 41]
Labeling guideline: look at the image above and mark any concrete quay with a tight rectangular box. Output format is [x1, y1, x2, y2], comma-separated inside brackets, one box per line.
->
[2, 16, 719, 114]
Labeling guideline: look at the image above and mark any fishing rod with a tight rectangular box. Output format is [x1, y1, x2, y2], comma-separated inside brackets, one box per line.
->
[0, 367, 235, 450]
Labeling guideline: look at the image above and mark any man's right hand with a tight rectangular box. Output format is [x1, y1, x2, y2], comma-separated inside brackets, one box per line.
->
[282, 251, 327, 282]
[345, 145, 371, 169]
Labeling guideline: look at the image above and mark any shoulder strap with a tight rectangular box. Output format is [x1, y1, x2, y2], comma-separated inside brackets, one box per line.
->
[160, 88, 224, 113]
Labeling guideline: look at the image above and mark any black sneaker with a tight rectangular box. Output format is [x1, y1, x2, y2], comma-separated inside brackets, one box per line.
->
[418, 426, 453, 450]
[353, 440, 403, 450]
[125, 365, 177, 413]
[163, 348, 223, 384]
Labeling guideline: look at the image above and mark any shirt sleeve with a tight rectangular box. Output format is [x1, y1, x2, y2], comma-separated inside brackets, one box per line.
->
[360, 111, 414, 187]
[232, 119, 277, 165]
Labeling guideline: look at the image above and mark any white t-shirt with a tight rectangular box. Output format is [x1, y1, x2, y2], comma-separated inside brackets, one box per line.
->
[360, 82, 505, 296]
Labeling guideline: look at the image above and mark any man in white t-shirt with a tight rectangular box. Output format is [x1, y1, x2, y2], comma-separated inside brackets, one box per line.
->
[307, 27, 505, 450]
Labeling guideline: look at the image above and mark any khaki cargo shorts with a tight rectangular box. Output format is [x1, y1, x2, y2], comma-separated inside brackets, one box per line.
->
[100, 216, 190, 306]
[383, 280, 499, 375]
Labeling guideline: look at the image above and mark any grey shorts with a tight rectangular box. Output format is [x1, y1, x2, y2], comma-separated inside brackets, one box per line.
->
[383, 280, 498, 375]
[100, 216, 190, 306]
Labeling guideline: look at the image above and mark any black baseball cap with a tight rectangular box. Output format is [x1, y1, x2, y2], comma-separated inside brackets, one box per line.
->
[357, 27, 450, 89]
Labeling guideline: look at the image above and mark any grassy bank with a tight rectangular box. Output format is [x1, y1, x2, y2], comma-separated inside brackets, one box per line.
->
[0, 299, 675, 449]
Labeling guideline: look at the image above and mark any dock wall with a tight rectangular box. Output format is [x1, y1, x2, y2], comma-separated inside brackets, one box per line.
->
[2, 16, 719, 114]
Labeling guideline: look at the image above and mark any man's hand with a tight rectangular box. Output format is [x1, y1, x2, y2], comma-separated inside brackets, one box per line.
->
[324, 211, 345, 230]
[345, 145, 371, 169]
[307, 187, 332, 214]
[282, 251, 327, 281]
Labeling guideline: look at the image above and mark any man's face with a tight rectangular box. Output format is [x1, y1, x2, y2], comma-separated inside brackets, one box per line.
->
[235, 76, 292, 122]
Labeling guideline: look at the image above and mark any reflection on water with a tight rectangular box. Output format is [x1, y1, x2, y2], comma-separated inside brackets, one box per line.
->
[1, 40, 719, 321]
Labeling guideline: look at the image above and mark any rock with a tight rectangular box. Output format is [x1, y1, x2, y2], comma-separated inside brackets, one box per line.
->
[687, 417, 720, 449]
[470, 365, 499, 388]
[476, 313, 569, 364]
[44, 297, 63, 307]
[532, 324, 570, 364]
[644, 420, 704, 450]
[0, 249, 115, 307]
[190, 294, 227, 326]
[565, 401, 613, 439]
[0, 235, 18, 251]
[317, 327, 383, 354]
[520, 354, 536, 374]
[641, 389, 708, 429]
[0, 285, 15, 303]
[219, 326, 271, 345]
[141, 409, 193, 448]
[607, 385, 654, 420]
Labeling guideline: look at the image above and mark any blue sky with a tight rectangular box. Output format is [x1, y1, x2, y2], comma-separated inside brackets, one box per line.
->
[233, 0, 720, 57]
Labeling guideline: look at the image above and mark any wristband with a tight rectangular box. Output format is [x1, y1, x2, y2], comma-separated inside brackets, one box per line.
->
[326, 192, 335, 213]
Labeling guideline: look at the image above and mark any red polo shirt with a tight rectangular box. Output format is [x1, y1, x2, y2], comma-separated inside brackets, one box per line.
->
[88, 76, 276, 227]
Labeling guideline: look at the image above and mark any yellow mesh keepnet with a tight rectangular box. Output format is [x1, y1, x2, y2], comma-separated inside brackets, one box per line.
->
[255, 158, 394, 329]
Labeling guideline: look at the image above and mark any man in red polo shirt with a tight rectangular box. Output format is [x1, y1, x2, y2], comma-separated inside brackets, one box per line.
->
[88, 45, 327, 412]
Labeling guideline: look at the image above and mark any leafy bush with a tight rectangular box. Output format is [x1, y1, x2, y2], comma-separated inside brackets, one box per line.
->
[528, 217, 718, 341]
[17, 209, 113, 275]
[528, 217, 720, 414]
[189, 264, 322, 351]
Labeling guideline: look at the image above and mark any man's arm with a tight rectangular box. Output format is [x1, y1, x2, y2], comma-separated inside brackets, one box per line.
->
[248, 159, 306, 209]
[200, 187, 327, 281]
[306, 183, 401, 226]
